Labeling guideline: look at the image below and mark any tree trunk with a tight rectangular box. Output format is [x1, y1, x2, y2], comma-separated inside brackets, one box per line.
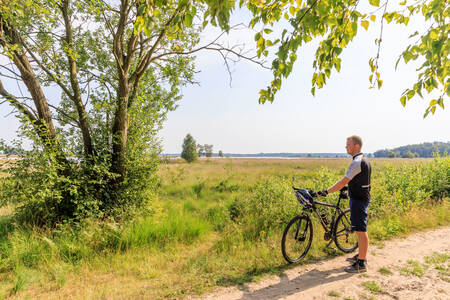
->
[0, 15, 69, 169]
[0, 16, 56, 143]
[111, 78, 129, 181]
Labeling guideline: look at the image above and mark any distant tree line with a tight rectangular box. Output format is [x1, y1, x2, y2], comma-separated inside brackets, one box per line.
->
[0, 140, 23, 155]
[374, 142, 450, 158]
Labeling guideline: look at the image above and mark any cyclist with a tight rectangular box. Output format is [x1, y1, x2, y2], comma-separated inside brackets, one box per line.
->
[317, 135, 371, 273]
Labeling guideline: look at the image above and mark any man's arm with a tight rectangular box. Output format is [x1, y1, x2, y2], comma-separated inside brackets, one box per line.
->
[317, 176, 350, 197]
[318, 159, 360, 197]
[327, 176, 350, 194]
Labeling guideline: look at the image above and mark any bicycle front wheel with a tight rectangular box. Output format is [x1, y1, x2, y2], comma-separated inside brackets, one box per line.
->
[281, 215, 313, 263]
[333, 208, 358, 253]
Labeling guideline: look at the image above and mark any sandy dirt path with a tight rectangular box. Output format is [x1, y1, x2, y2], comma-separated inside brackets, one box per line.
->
[196, 227, 450, 300]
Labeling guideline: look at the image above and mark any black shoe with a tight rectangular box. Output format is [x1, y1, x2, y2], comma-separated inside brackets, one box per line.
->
[346, 254, 359, 263]
[345, 261, 367, 273]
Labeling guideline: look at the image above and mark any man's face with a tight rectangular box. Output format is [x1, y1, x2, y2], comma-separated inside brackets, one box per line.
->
[346, 139, 355, 155]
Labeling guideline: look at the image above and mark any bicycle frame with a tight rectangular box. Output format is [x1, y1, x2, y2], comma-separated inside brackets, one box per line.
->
[300, 189, 349, 238]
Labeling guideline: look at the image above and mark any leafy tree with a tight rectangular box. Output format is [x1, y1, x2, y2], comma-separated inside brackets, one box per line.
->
[246, 0, 448, 116]
[0, 0, 252, 222]
[181, 134, 197, 163]
[388, 150, 397, 158]
[402, 150, 418, 158]
[197, 144, 205, 157]
[204, 144, 213, 157]
[218, 150, 223, 157]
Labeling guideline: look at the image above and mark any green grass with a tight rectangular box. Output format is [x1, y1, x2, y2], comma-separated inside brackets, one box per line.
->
[400, 260, 425, 277]
[378, 267, 393, 275]
[361, 281, 382, 294]
[0, 157, 449, 299]
[327, 290, 340, 297]
[425, 252, 450, 265]
[424, 251, 450, 281]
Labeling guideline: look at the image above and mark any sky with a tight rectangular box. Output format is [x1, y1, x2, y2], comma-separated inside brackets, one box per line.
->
[1, 4, 449, 154]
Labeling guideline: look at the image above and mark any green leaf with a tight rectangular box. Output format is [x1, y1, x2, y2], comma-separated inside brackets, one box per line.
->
[289, 6, 296, 16]
[134, 16, 144, 35]
[384, 13, 393, 23]
[400, 96, 406, 107]
[377, 79, 383, 89]
[264, 28, 273, 34]
[361, 20, 369, 30]
[138, 4, 146, 15]
[429, 30, 438, 40]
[369, 0, 380, 7]
[184, 14, 193, 27]
[429, 99, 438, 106]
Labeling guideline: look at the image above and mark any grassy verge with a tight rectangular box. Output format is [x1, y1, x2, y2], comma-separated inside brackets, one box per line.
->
[0, 157, 448, 299]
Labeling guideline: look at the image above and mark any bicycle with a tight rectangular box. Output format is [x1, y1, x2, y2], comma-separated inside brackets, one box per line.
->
[281, 186, 357, 263]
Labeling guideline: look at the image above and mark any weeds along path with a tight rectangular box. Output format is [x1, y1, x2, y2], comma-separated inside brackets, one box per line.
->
[196, 226, 450, 300]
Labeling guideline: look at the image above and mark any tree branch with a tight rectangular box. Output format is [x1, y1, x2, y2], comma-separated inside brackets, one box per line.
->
[61, 0, 94, 157]
[48, 102, 81, 127]
[0, 79, 38, 122]
[130, 10, 179, 83]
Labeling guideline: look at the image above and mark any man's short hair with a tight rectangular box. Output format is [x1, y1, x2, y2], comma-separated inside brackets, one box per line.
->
[347, 135, 363, 148]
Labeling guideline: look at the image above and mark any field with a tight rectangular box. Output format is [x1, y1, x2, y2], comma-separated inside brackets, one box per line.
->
[0, 157, 449, 299]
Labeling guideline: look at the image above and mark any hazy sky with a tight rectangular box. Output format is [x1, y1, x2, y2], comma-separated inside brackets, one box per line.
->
[1, 5, 449, 154]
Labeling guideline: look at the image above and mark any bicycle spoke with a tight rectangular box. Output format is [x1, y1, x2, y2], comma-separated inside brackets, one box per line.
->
[282, 215, 312, 263]
[333, 209, 358, 253]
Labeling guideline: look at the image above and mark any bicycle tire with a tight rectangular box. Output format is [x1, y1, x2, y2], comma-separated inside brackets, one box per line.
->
[333, 208, 358, 253]
[281, 214, 313, 263]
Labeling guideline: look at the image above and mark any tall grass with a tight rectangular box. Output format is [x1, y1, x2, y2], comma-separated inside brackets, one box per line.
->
[0, 156, 448, 298]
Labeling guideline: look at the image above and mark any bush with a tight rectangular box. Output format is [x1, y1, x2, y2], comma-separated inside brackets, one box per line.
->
[215, 178, 241, 192]
[370, 156, 449, 215]
[228, 177, 299, 240]
[0, 146, 159, 226]
[227, 157, 449, 241]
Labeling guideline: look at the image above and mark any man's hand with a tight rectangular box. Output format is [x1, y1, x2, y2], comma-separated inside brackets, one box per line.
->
[317, 190, 328, 197]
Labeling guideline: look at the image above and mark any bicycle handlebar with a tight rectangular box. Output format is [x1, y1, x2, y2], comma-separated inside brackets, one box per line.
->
[292, 186, 348, 198]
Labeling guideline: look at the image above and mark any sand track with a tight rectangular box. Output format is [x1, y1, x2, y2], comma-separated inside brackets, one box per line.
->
[197, 227, 450, 300]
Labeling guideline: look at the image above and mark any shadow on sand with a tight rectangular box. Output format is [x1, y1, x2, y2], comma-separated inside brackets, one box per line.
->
[238, 265, 354, 300]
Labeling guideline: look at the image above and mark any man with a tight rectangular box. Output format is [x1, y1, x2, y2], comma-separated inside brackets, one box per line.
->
[318, 135, 371, 273]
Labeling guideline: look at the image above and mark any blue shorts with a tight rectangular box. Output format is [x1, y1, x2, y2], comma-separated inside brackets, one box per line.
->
[349, 198, 370, 232]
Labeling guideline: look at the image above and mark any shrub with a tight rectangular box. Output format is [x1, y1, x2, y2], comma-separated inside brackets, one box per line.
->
[0, 146, 159, 226]
[228, 177, 298, 240]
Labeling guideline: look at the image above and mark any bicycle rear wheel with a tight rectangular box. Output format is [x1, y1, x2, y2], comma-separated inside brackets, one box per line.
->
[281, 215, 313, 263]
[333, 208, 358, 253]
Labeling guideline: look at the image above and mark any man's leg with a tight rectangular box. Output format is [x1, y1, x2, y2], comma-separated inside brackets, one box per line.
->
[356, 231, 369, 260]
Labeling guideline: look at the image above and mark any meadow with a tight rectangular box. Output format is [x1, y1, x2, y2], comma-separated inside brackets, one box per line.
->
[0, 156, 448, 299]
